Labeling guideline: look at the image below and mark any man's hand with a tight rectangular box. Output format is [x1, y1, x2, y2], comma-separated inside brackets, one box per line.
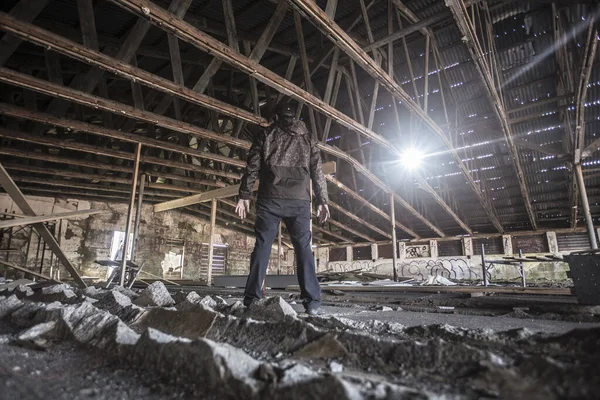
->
[236, 199, 250, 219]
[317, 204, 330, 224]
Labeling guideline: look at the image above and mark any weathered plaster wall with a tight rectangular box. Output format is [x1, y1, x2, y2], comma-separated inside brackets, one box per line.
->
[0, 194, 294, 281]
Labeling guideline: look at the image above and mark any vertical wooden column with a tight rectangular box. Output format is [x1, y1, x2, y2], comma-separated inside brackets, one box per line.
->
[398, 242, 406, 260]
[119, 142, 142, 287]
[206, 198, 217, 286]
[546, 231, 558, 254]
[132, 173, 146, 261]
[429, 239, 438, 259]
[462, 237, 473, 257]
[346, 246, 353, 262]
[502, 234, 513, 256]
[370, 243, 378, 260]
[390, 193, 398, 282]
[575, 163, 598, 249]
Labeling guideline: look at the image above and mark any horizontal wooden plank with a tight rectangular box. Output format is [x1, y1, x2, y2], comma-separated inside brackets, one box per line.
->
[0, 259, 61, 283]
[153, 161, 336, 213]
[0, 209, 105, 229]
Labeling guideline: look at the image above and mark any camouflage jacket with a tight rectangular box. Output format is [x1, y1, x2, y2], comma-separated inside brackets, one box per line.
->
[239, 119, 328, 205]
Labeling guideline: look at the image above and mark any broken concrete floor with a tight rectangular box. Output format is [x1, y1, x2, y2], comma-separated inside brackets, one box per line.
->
[1, 281, 599, 399]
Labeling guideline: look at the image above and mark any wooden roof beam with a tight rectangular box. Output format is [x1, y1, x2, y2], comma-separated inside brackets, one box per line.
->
[0, 0, 49, 67]
[284, 0, 499, 233]
[0, 103, 245, 177]
[446, 0, 537, 230]
[0, 12, 266, 127]
[108, 0, 444, 237]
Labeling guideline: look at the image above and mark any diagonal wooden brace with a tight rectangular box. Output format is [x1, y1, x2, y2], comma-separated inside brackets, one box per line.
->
[0, 162, 87, 288]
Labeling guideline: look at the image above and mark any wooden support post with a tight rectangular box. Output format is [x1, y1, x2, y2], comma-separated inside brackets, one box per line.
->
[546, 231, 558, 254]
[575, 163, 598, 249]
[462, 236, 473, 257]
[398, 241, 406, 260]
[429, 239, 438, 259]
[119, 143, 142, 287]
[0, 163, 87, 287]
[207, 198, 217, 286]
[502, 234, 513, 255]
[390, 192, 398, 282]
[346, 246, 353, 262]
[370, 243, 378, 260]
[423, 35, 430, 114]
[132, 173, 146, 261]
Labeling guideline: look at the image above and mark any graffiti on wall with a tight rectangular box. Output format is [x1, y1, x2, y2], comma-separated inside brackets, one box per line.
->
[405, 245, 430, 258]
[328, 260, 374, 273]
[398, 258, 485, 281]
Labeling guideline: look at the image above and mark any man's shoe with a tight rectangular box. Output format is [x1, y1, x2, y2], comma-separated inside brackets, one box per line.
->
[306, 307, 325, 316]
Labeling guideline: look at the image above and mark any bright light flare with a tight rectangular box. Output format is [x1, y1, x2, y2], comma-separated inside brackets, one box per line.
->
[400, 149, 425, 170]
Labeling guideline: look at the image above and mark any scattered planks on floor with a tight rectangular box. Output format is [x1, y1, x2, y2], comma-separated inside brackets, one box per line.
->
[286, 284, 573, 296]
[0, 259, 61, 283]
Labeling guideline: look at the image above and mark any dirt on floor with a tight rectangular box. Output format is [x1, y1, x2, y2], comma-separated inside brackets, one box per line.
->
[0, 281, 599, 399]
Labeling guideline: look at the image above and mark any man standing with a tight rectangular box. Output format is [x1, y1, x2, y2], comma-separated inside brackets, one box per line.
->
[236, 102, 329, 315]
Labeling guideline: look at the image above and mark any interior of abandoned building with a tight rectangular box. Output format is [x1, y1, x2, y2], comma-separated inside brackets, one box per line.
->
[0, 0, 599, 398]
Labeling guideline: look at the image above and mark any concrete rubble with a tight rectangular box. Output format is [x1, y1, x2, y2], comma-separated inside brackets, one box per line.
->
[0, 279, 35, 298]
[1, 287, 599, 399]
[133, 281, 175, 307]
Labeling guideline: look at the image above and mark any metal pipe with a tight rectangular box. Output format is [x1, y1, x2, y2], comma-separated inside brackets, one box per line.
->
[132, 173, 146, 261]
[119, 142, 142, 287]
[575, 163, 598, 249]
[480, 243, 488, 286]
[390, 192, 398, 282]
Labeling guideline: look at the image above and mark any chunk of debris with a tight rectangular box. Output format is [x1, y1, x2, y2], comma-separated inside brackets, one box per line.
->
[133, 281, 174, 307]
[35, 284, 77, 303]
[0, 295, 24, 318]
[81, 286, 107, 300]
[176, 292, 218, 312]
[136, 307, 218, 339]
[294, 333, 348, 359]
[200, 295, 218, 309]
[131, 329, 262, 396]
[243, 296, 297, 321]
[95, 290, 143, 322]
[172, 291, 189, 304]
[112, 285, 139, 300]
[422, 275, 457, 286]
[0, 279, 34, 298]
[375, 305, 393, 312]
[329, 360, 344, 373]
[17, 321, 57, 341]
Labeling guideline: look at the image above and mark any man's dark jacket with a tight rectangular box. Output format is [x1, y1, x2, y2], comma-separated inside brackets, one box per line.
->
[239, 119, 328, 205]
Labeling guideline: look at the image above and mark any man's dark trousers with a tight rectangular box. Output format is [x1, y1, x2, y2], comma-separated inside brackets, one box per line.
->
[243, 198, 321, 311]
